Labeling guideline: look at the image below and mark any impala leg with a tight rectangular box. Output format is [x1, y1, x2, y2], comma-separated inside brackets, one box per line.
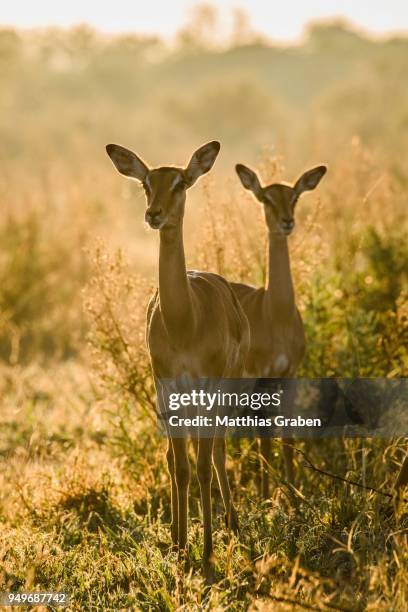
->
[282, 381, 297, 487]
[395, 453, 408, 491]
[260, 437, 272, 499]
[213, 437, 239, 533]
[282, 438, 295, 486]
[166, 439, 178, 547]
[191, 436, 199, 457]
[173, 438, 190, 556]
[197, 437, 215, 582]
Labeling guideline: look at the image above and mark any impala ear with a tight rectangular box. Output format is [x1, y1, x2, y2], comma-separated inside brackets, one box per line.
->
[184, 141, 220, 187]
[294, 165, 327, 196]
[106, 144, 149, 181]
[235, 164, 263, 200]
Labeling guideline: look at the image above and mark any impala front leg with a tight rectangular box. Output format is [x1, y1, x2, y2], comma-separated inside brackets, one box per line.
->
[197, 437, 215, 582]
[173, 438, 190, 557]
[166, 440, 178, 548]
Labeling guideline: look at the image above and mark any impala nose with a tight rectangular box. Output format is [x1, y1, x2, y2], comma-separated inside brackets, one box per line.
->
[146, 208, 163, 227]
[281, 219, 294, 233]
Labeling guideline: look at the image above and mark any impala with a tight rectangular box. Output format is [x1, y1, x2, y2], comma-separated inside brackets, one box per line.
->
[106, 141, 249, 581]
[233, 162, 327, 498]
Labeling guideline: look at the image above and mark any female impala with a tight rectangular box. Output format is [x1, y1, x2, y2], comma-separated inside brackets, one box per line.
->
[233, 162, 327, 497]
[106, 141, 249, 581]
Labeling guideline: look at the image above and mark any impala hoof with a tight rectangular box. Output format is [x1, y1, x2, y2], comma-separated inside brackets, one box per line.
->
[202, 558, 216, 585]
[225, 508, 240, 535]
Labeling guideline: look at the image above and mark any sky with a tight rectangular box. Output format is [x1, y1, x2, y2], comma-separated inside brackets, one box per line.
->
[0, 1, 407, 42]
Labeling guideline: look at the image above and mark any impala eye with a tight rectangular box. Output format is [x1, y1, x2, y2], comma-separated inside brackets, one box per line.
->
[173, 180, 186, 191]
[263, 197, 275, 207]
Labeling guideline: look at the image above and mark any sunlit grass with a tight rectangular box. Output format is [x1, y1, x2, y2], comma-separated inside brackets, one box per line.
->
[0, 363, 407, 609]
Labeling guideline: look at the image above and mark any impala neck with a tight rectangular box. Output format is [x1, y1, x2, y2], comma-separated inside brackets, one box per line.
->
[265, 232, 296, 320]
[158, 224, 195, 344]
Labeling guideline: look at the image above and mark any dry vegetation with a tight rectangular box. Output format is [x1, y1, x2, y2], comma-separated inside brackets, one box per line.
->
[0, 9, 407, 610]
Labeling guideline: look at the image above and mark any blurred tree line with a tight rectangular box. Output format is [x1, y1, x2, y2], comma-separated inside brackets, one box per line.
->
[1, 7, 407, 184]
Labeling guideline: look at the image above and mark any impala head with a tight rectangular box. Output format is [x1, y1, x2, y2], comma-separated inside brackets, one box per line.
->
[106, 141, 220, 230]
[235, 164, 327, 236]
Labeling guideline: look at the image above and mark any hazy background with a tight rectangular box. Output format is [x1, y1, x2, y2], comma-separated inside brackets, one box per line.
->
[1, 1, 407, 353]
[2, 3, 408, 188]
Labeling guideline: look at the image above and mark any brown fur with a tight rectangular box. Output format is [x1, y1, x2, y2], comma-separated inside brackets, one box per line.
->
[106, 141, 249, 581]
[234, 163, 327, 497]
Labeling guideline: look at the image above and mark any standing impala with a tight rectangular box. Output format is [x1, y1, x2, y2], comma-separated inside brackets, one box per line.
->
[106, 141, 249, 581]
[233, 162, 327, 498]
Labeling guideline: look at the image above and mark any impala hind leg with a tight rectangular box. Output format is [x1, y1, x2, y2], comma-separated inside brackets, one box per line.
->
[166, 439, 178, 548]
[197, 437, 215, 582]
[282, 438, 295, 486]
[213, 437, 239, 533]
[260, 437, 272, 499]
[282, 381, 297, 487]
[395, 453, 408, 491]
